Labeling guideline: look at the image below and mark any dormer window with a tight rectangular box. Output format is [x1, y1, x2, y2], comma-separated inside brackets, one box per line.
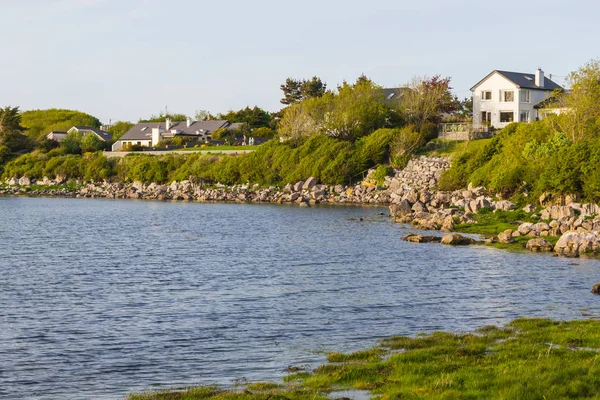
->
[481, 90, 492, 100]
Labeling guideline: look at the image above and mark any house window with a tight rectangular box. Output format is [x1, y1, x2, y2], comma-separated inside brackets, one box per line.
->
[520, 89, 530, 103]
[501, 90, 514, 102]
[481, 111, 491, 123]
[500, 112, 514, 123]
[481, 91, 492, 100]
[520, 111, 530, 122]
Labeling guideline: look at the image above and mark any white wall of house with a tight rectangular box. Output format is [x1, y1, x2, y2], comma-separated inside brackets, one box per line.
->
[112, 139, 152, 151]
[473, 72, 554, 129]
[473, 73, 519, 129]
[47, 132, 67, 142]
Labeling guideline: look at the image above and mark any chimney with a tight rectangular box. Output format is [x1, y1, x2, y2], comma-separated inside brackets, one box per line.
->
[535, 68, 544, 88]
[187, 117, 192, 128]
[165, 118, 172, 130]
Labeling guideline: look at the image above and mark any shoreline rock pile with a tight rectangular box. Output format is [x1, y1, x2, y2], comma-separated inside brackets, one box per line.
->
[5, 155, 600, 258]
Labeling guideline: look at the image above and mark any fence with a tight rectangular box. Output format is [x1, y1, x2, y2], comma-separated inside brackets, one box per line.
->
[437, 123, 492, 141]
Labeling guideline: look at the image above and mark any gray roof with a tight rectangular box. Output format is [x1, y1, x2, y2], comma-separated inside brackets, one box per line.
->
[381, 87, 410, 104]
[117, 120, 232, 141]
[471, 70, 563, 91]
[71, 126, 113, 141]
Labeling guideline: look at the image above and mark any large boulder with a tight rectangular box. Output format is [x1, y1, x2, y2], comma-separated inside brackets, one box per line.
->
[402, 188, 419, 204]
[302, 176, 317, 191]
[441, 215, 455, 232]
[497, 229, 515, 244]
[554, 231, 600, 257]
[293, 181, 304, 192]
[495, 200, 517, 211]
[541, 206, 576, 221]
[411, 201, 428, 213]
[18, 176, 31, 186]
[401, 234, 442, 243]
[389, 200, 413, 218]
[441, 233, 476, 245]
[517, 222, 534, 236]
[526, 238, 554, 252]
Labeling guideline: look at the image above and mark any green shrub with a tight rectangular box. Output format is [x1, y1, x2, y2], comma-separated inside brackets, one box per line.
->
[370, 165, 394, 185]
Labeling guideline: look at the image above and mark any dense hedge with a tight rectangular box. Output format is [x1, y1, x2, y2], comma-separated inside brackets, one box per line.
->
[1, 129, 399, 186]
[439, 121, 600, 202]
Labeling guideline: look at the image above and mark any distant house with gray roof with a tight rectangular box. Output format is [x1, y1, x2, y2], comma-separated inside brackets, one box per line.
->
[111, 118, 240, 151]
[47, 126, 112, 143]
[471, 68, 563, 129]
[380, 87, 411, 105]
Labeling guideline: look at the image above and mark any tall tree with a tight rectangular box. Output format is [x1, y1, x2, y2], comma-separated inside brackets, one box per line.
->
[0, 106, 25, 133]
[280, 76, 327, 105]
[548, 58, 600, 142]
[0, 106, 32, 152]
[218, 106, 271, 129]
[280, 78, 303, 105]
[107, 121, 134, 141]
[396, 75, 458, 127]
[300, 76, 327, 99]
[278, 77, 390, 141]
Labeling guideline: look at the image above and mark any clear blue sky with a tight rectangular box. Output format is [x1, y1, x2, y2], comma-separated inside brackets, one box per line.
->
[1, 0, 597, 124]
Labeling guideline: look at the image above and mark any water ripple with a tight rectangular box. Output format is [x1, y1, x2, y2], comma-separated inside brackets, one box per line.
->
[0, 197, 599, 399]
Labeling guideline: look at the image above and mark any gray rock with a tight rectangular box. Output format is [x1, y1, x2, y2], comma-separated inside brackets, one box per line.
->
[411, 201, 428, 213]
[302, 176, 317, 191]
[526, 238, 553, 252]
[293, 181, 304, 192]
[554, 231, 600, 257]
[497, 229, 515, 244]
[18, 177, 31, 186]
[495, 200, 516, 211]
[441, 233, 476, 245]
[517, 222, 534, 235]
[541, 206, 576, 221]
[402, 234, 441, 243]
[389, 200, 413, 218]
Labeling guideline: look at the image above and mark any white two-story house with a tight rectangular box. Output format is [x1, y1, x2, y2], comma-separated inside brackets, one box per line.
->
[471, 69, 563, 129]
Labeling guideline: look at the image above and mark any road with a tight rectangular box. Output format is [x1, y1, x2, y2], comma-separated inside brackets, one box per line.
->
[104, 149, 256, 158]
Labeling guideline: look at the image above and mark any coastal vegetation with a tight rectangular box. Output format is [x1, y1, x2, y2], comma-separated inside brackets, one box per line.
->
[0, 128, 397, 185]
[20, 108, 101, 141]
[0, 73, 464, 187]
[128, 318, 600, 399]
[438, 59, 600, 203]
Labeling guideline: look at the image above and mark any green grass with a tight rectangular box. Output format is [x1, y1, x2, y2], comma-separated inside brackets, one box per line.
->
[454, 209, 538, 236]
[127, 318, 600, 400]
[419, 138, 492, 158]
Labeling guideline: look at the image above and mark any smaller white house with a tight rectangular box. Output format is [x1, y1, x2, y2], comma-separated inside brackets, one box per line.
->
[471, 69, 563, 129]
[46, 131, 68, 142]
[46, 126, 112, 142]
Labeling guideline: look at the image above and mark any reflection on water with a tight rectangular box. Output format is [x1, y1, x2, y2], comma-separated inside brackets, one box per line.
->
[0, 197, 598, 399]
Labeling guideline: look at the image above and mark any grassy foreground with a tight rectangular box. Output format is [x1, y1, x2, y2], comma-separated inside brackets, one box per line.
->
[127, 318, 600, 400]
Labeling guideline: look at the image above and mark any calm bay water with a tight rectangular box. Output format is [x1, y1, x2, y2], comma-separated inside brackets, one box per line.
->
[1, 197, 599, 399]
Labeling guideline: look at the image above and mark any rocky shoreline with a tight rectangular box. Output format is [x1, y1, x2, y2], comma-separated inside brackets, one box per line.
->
[4, 156, 600, 258]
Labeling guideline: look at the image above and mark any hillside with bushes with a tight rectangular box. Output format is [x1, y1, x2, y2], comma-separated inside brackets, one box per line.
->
[439, 59, 600, 203]
[20, 109, 101, 141]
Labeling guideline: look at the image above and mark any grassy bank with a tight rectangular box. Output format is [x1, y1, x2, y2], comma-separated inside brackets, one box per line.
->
[127, 318, 600, 400]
